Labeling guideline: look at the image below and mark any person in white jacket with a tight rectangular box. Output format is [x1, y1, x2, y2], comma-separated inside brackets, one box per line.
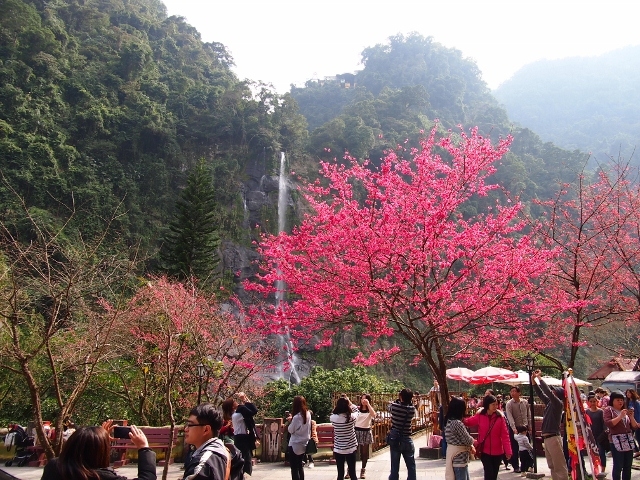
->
[287, 396, 311, 480]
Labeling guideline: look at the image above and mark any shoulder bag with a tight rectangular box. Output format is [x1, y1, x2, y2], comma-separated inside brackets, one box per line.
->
[386, 405, 411, 449]
[474, 414, 498, 456]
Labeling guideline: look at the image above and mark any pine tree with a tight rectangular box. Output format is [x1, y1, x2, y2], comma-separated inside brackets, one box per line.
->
[161, 159, 220, 285]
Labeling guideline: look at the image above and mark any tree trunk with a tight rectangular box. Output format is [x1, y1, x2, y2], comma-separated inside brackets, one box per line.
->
[162, 382, 175, 480]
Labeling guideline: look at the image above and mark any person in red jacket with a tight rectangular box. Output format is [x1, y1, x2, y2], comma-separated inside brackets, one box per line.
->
[464, 395, 512, 480]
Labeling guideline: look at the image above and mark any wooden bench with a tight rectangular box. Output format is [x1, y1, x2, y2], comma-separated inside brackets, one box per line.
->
[112, 426, 179, 468]
[315, 424, 336, 464]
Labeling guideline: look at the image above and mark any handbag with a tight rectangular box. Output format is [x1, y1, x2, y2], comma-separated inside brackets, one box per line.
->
[596, 429, 610, 452]
[386, 428, 401, 448]
[386, 403, 411, 448]
[305, 438, 318, 454]
[611, 432, 635, 452]
[473, 415, 498, 456]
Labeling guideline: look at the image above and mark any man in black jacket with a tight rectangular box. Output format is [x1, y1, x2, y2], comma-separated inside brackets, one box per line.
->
[183, 403, 243, 480]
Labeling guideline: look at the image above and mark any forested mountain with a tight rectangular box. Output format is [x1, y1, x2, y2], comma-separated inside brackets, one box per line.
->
[1, 0, 590, 288]
[0, 0, 307, 260]
[0, 0, 620, 427]
[494, 45, 640, 164]
[291, 33, 588, 214]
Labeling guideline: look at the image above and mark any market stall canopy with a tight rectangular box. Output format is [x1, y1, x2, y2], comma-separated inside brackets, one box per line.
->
[467, 366, 518, 385]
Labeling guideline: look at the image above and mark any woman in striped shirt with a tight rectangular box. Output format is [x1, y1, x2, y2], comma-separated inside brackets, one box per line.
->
[331, 397, 359, 480]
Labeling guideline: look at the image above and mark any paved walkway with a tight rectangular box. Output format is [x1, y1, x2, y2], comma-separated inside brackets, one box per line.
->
[2, 434, 639, 480]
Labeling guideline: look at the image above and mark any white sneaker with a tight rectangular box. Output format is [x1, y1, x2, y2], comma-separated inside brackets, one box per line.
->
[308, 463, 315, 469]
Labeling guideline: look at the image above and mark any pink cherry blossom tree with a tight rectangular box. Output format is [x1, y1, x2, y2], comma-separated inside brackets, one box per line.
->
[536, 165, 640, 369]
[247, 126, 554, 406]
[118, 277, 271, 480]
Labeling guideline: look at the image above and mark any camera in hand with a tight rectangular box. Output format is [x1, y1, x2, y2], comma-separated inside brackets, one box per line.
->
[113, 426, 132, 439]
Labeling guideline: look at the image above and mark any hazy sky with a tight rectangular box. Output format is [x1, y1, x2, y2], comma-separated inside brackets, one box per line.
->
[161, 0, 640, 93]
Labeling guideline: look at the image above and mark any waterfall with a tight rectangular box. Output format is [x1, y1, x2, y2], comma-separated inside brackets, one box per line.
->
[276, 152, 301, 384]
[278, 152, 287, 236]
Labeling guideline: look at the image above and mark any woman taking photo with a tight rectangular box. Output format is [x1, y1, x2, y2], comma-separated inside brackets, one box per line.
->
[330, 397, 359, 480]
[354, 394, 375, 479]
[41, 422, 156, 480]
[287, 395, 311, 480]
[464, 395, 512, 480]
[604, 391, 639, 480]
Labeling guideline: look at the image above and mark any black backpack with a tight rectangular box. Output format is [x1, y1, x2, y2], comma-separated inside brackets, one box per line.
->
[211, 442, 244, 480]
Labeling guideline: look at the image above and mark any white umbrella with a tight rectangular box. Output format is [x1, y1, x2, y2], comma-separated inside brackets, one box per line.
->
[540, 376, 592, 387]
[571, 377, 592, 387]
[497, 370, 531, 386]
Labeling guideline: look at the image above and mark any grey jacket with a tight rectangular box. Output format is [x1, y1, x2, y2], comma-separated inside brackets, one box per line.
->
[534, 378, 564, 435]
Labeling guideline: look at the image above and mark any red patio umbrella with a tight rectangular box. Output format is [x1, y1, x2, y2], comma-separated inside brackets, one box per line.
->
[446, 367, 474, 382]
[467, 366, 518, 385]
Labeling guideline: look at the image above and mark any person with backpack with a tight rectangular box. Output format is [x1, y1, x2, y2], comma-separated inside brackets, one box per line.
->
[183, 404, 244, 480]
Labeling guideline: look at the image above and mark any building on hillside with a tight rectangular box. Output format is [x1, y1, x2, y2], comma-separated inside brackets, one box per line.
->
[308, 72, 359, 88]
[588, 357, 640, 380]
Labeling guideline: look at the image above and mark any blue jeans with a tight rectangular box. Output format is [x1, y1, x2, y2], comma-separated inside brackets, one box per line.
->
[610, 443, 633, 480]
[389, 437, 416, 480]
[453, 466, 469, 480]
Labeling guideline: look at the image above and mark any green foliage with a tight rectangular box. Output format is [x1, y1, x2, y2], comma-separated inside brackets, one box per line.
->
[293, 32, 586, 217]
[160, 158, 220, 286]
[0, 0, 309, 261]
[258, 366, 402, 423]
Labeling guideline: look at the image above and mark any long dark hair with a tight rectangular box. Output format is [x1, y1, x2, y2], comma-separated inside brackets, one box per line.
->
[221, 398, 236, 421]
[480, 395, 497, 415]
[292, 395, 309, 424]
[56, 427, 110, 480]
[333, 397, 355, 423]
[444, 396, 467, 424]
[359, 394, 372, 413]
